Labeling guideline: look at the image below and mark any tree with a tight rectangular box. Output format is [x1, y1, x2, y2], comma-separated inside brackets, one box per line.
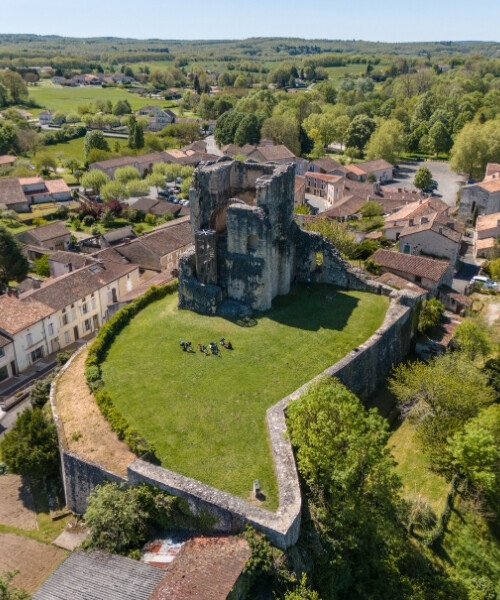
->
[0, 121, 18, 155]
[344, 114, 376, 152]
[389, 352, 495, 469]
[0, 70, 28, 104]
[234, 114, 262, 147]
[114, 166, 141, 185]
[452, 320, 492, 361]
[32, 254, 50, 278]
[305, 219, 356, 258]
[112, 99, 131, 116]
[81, 170, 109, 194]
[450, 122, 490, 180]
[34, 152, 57, 176]
[83, 483, 149, 554]
[0, 226, 29, 290]
[331, 115, 350, 151]
[283, 575, 322, 600]
[413, 166, 433, 191]
[365, 119, 404, 164]
[133, 123, 145, 150]
[418, 297, 445, 333]
[260, 115, 300, 156]
[126, 180, 149, 197]
[359, 200, 383, 217]
[449, 404, 500, 496]
[0, 571, 29, 600]
[100, 180, 127, 202]
[146, 172, 166, 192]
[84, 130, 109, 160]
[427, 121, 452, 157]
[0, 408, 59, 478]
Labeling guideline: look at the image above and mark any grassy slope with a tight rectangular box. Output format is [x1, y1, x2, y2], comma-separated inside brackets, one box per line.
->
[101, 285, 388, 509]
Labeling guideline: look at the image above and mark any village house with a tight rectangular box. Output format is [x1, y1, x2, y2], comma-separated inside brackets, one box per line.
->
[459, 163, 500, 219]
[38, 109, 56, 125]
[383, 196, 450, 241]
[475, 211, 500, 258]
[398, 212, 462, 265]
[0, 333, 16, 382]
[90, 152, 168, 178]
[310, 156, 350, 177]
[48, 251, 96, 278]
[294, 175, 306, 206]
[305, 171, 343, 206]
[136, 105, 176, 131]
[0, 155, 16, 169]
[0, 177, 71, 213]
[16, 221, 72, 252]
[371, 249, 453, 293]
[0, 294, 57, 374]
[346, 159, 394, 183]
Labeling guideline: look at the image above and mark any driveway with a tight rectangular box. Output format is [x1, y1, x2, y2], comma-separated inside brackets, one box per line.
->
[385, 160, 464, 209]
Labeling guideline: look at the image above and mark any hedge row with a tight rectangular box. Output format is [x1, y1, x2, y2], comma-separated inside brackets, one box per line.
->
[84, 281, 178, 459]
[424, 474, 459, 548]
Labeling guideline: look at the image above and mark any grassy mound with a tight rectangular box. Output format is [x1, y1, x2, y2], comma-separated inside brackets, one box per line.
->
[101, 284, 388, 509]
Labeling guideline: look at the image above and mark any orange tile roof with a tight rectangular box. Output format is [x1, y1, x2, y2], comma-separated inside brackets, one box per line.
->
[478, 179, 500, 193]
[372, 249, 450, 282]
[476, 212, 500, 231]
[45, 179, 71, 193]
[18, 177, 44, 186]
[305, 171, 342, 184]
[0, 295, 54, 335]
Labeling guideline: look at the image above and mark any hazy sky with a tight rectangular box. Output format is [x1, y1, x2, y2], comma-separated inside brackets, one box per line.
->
[1, 0, 499, 42]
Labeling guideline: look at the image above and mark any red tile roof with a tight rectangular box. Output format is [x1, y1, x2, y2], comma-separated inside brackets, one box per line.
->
[371, 249, 450, 282]
[44, 179, 71, 194]
[0, 294, 54, 335]
[0, 155, 16, 166]
[150, 536, 250, 600]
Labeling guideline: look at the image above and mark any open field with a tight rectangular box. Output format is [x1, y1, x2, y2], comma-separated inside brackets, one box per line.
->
[101, 284, 389, 509]
[28, 81, 174, 114]
[36, 135, 129, 162]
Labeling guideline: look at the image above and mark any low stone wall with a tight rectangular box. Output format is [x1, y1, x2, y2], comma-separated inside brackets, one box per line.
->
[51, 289, 413, 550]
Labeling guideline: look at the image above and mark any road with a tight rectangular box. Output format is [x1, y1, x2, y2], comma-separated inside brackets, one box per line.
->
[453, 239, 480, 294]
[384, 160, 464, 209]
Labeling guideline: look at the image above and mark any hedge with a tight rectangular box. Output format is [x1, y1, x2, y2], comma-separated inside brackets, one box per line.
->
[84, 281, 178, 459]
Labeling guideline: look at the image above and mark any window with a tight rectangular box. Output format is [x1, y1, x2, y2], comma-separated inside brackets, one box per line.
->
[30, 347, 43, 362]
[26, 333, 33, 347]
[84, 318, 92, 332]
[0, 365, 8, 382]
[48, 323, 54, 336]
[403, 244, 411, 255]
[81, 303, 88, 315]
[415, 276, 422, 284]
[91, 296, 97, 310]
[0, 348, 4, 358]
[64, 331, 70, 344]
[61, 314, 69, 326]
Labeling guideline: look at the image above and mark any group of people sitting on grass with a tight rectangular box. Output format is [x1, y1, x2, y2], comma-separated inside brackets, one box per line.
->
[179, 337, 232, 355]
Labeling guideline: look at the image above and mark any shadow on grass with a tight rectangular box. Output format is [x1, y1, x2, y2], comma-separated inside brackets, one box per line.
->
[231, 284, 360, 333]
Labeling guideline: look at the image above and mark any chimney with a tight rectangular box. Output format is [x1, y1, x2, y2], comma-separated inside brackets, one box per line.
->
[372, 182, 380, 194]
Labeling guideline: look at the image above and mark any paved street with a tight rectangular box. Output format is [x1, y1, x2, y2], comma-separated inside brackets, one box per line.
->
[384, 160, 464, 208]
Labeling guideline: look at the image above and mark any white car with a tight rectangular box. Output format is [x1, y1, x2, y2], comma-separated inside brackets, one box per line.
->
[470, 276, 499, 290]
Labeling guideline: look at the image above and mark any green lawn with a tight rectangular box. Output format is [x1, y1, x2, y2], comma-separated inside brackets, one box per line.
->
[101, 284, 388, 509]
[36, 136, 128, 162]
[28, 81, 173, 114]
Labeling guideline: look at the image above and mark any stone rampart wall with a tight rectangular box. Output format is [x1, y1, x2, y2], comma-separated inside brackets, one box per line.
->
[51, 291, 413, 550]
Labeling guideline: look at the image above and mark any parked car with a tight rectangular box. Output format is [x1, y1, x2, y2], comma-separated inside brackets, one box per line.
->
[470, 276, 499, 290]
[158, 189, 169, 197]
[175, 177, 183, 184]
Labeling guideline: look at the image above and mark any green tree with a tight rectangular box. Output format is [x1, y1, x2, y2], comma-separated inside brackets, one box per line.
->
[126, 180, 149, 197]
[365, 119, 404, 164]
[450, 404, 500, 495]
[0, 408, 59, 478]
[84, 130, 110, 160]
[133, 123, 145, 150]
[83, 483, 149, 555]
[0, 226, 29, 290]
[283, 575, 322, 600]
[34, 152, 57, 176]
[450, 122, 490, 180]
[81, 170, 109, 194]
[452, 320, 492, 361]
[0, 121, 18, 155]
[146, 172, 166, 192]
[427, 121, 453, 157]
[32, 254, 50, 278]
[234, 113, 262, 147]
[344, 114, 376, 152]
[305, 219, 356, 258]
[112, 99, 131, 116]
[114, 166, 141, 184]
[100, 180, 127, 202]
[0, 571, 29, 600]
[418, 297, 445, 333]
[260, 115, 300, 156]
[359, 200, 383, 217]
[413, 166, 433, 191]
[0, 70, 28, 104]
[331, 115, 350, 151]
[390, 352, 496, 469]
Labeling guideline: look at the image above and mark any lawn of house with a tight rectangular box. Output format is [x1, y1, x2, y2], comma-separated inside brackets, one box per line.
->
[101, 284, 389, 509]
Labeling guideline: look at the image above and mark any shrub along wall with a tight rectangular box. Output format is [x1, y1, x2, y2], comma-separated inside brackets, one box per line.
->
[85, 281, 178, 459]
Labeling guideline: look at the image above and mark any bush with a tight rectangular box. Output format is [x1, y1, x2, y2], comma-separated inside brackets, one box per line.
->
[418, 298, 445, 334]
[29, 374, 54, 409]
[83, 215, 95, 227]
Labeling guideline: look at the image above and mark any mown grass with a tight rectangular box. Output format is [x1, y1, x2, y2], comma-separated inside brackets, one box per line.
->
[389, 419, 449, 515]
[28, 80, 172, 114]
[35, 136, 129, 162]
[101, 284, 388, 509]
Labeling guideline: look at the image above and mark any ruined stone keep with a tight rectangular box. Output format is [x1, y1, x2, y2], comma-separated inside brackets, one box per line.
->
[178, 158, 352, 315]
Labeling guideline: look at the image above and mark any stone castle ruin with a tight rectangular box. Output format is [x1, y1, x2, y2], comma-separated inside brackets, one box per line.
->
[178, 158, 358, 315]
